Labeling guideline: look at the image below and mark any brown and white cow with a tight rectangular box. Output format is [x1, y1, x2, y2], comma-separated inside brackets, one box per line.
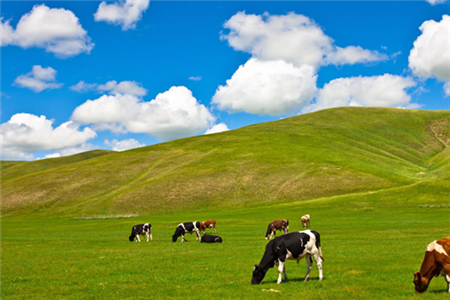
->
[413, 237, 450, 293]
[265, 219, 289, 240]
[301, 215, 311, 228]
[200, 220, 216, 234]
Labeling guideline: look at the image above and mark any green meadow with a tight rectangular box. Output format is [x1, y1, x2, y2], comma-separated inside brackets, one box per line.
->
[2, 107, 450, 299]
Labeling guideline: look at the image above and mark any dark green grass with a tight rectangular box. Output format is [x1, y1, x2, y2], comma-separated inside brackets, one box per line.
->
[2, 188, 450, 299]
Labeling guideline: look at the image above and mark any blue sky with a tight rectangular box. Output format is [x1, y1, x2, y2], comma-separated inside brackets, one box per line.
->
[1, 0, 449, 160]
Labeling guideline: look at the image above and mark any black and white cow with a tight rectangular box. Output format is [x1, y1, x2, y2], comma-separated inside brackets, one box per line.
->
[172, 221, 201, 242]
[129, 223, 152, 242]
[252, 230, 324, 285]
[200, 233, 223, 243]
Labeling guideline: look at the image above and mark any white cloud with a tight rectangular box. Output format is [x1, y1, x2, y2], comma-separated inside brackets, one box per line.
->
[14, 65, 63, 92]
[97, 80, 147, 96]
[303, 74, 418, 113]
[204, 123, 229, 135]
[1, 5, 94, 57]
[444, 82, 450, 97]
[425, 0, 448, 5]
[70, 81, 98, 93]
[326, 46, 388, 66]
[70, 80, 147, 96]
[221, 11, 387, 69]
[409, 15, 450, 96]
[105, 138, 145, 151]
[189, 76, 202, 81]
[94, 0, 150, 30]
[212, 58, 317, 116]
[72, 86, 216, 140]
[1, 113, 97, 160]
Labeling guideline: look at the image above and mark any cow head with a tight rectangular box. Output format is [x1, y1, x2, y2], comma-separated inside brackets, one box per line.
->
[251, 264, 267, 285]
[172, 226, 182, 242]
[413, 272, 429, 293]
[129, 236, 134, 242]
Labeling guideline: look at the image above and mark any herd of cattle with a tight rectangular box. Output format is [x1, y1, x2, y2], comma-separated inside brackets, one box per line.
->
[128, 215, 450, 293]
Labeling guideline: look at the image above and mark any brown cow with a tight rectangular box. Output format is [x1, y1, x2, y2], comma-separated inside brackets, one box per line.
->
[200, 220, 216, 234]
[265, 219, 289, 240]
[413, 237, 450, 293]
[301, 214, 311, 228]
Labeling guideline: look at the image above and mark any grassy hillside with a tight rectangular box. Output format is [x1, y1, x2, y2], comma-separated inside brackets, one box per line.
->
[2, 107, 449, 218]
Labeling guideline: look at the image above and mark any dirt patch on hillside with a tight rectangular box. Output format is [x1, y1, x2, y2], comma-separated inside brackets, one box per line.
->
[427, 119, 450, 147]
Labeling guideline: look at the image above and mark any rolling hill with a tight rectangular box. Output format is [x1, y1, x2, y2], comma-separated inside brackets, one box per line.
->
[2, 107, 450, 217]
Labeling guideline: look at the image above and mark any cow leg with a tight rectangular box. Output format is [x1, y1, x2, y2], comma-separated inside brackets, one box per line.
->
[445, 274, 450, 293]
[214, 227, 217, 234]
[146, 233, 149, 242]
[136, 235, 141, 242]
[304, 256, 312, 281]
[150, 233, 153, 241]
[181, 234, 186, 242]
[312, 252, 323, 281]
[196, 230, 200, 241]
[277, 260, 285, 284]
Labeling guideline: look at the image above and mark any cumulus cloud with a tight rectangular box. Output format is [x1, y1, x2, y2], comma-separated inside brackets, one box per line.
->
[72, 86, 216, 140]
[221, 11, 387, 69]
[105, 138, 145, 151]
[303, 74, 418, 113]
[204, 123, 229, 135]
[70, 80, 147, 96]
[212, 58, 317, 116]
[409, 15, 450, 95]
[94, 0, 150, 30]
[14, 65, 63, 92]
[1, 4, 94, 57]
[1, 113, 97, 160]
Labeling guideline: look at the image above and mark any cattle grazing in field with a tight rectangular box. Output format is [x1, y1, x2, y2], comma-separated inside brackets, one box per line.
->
[265, 219, 289, 240]
[413, 237, 450, 293]
[172, 221, 201, 242]
[301, 215, 311, 228]
[129, 223, 152, 242]
[200, 220, 217, 234]
[252, 230, 324, 285]
[200, 233, 223, 243]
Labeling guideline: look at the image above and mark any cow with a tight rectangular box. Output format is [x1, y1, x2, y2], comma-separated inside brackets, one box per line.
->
[172, 221, 201, 242]
[301, 215, 311, 228]
[252, 230, 324, 285]
[200, 233, 223, 243]
[129, 223, 152, 242]
[265, 219, 289, 240]
[413, 237, 450, 293]
[200, 220, 217, 234]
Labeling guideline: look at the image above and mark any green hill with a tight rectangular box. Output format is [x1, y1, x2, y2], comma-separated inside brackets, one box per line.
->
[2, 107, 449, 217]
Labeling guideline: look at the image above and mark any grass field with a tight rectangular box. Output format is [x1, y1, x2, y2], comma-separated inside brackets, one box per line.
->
[2, 185, 450, 299]
[2, 108, 450, 299]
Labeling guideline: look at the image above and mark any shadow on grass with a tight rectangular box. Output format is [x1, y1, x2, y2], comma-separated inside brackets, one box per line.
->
[259, 277, 324, 285]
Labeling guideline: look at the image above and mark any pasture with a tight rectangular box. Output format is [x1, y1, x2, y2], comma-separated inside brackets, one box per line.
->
[2, 187, 449, 299]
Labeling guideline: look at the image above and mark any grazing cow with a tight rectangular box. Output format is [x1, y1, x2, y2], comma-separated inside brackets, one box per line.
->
[301, 215, 311, 228]
[413, 237, 450, 293]
[200, 220, 217, 234]
[200, 233, 223, 243]
[129, 223, 152, 242]
[172, 221, 201, 242]
[265, 219, 289, 240]
[252, 230, 324, 285]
